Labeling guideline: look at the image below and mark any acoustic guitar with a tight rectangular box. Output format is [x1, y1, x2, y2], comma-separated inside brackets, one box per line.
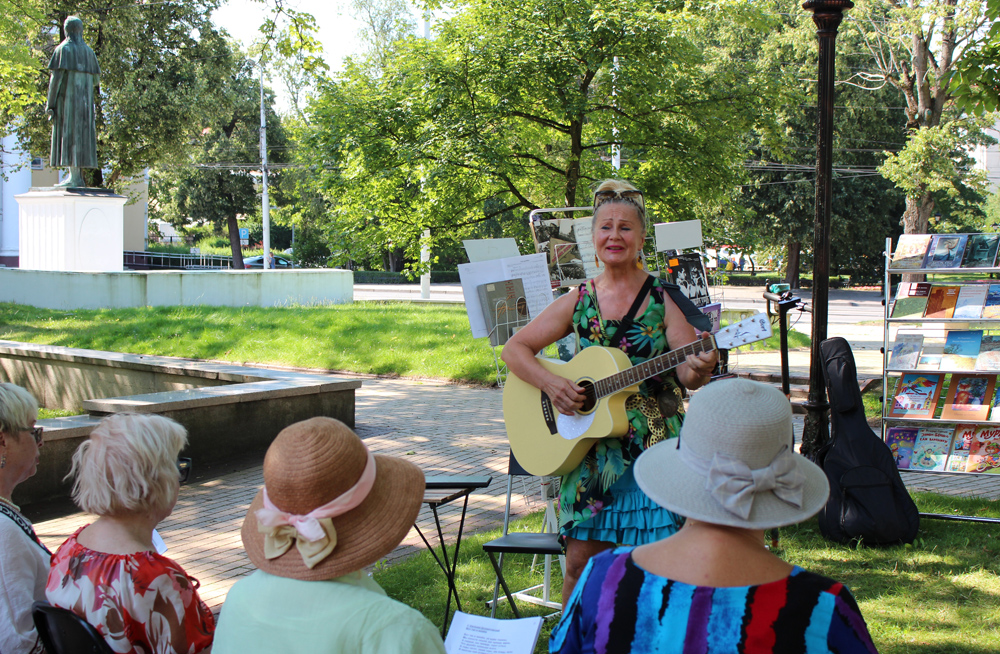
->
[503, 313, 773, 476]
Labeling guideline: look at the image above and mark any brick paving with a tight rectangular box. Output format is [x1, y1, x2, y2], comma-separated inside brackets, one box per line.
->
[33, 372, 1000, 616]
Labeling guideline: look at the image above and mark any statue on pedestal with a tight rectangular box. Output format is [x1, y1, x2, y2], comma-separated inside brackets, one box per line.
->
[46, 16, 100, 189]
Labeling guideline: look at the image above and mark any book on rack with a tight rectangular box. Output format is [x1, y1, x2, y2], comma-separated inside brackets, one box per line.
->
[700, 302, 722, 334]
[885, 426, 918, 469]
[890, 282, 932, 318]
[966, 424, 1000, 473]
[889, 234, 933, 269]
[953, 285, 989, 319]
[923, 285, 961, 318]
[923, 234, 968, 269]
[888, 373, 944, 418]
[982, 285, 1000, 319]
[962, 233, 1000, 268]
[989, 385, 1000, 420]
[477, 278, 530, 347]
[941, 330, 983, 370]
[940, 373, 995, 421]
[946, 424, 976, 472]
[888, 334, 924, 370]
[666, 253, 711, 308]
[976, 335, 1000, 371]
[910, 426, 954, 471]
[916, 339, 944, 369]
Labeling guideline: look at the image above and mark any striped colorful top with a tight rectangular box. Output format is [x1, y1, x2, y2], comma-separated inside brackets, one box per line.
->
[549, 547, 878, 654]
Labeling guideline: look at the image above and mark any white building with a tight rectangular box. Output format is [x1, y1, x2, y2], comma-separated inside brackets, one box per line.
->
[0, 135, 148, 267]
[972, 119, 1000, 194]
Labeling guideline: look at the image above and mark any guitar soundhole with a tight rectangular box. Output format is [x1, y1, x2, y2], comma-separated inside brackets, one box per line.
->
[578, 380, 597, 413]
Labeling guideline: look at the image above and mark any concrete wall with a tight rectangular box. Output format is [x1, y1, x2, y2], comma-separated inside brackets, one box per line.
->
[0, 268, 353, 310]
[0, 136, 32, 267]
[1, 341, 362, 508]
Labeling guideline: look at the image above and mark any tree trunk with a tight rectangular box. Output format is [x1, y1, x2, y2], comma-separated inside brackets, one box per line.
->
[227, 216, 244, 269]
[785, 240, 801, 289]
[381, 247, 405, 272]
[900, 191, 935, 283]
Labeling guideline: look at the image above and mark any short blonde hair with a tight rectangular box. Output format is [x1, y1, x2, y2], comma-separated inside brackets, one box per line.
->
[592, 179, 646, 235]
[0, 383, 39, 435]
[69, 413, 188, 516]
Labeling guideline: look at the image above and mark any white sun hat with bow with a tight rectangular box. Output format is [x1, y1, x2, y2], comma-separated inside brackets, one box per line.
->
[634, 378, 830, 530]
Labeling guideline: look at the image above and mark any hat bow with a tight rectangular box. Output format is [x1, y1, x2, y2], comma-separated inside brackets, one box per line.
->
[705, 446, 806, 520]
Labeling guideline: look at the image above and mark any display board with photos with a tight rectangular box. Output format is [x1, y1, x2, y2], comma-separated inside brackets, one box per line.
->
[884, 234, 1000, 475]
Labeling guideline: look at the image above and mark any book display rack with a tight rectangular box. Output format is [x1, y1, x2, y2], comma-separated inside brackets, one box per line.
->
[884, 234, 1000, 478]
[884, 235, 1000, 525]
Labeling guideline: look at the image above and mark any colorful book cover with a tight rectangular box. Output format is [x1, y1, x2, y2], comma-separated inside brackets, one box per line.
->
[941, 330, 983, 370]
[910, 426, 954, 471]
[888, 373, 944, 418]
[888, 334, 923, 370]
[983, 285, 1000, 319]
[885, 427, 918, 469]
[962, 233, 1000, 268]
[890, 234, 933, 270]
[940, 373, 995, 421]
[989, 386, 1000, 421]
[953, 285, 989, 319]
[890, 282, 932, 319]
[946, 424, 976, 472]
[976, 335, 1000, 371]
[700, 302, 722, 334]
[923, 285, 961, 318]
[966, 424, 1000, 473]
[923, 234, 968, 269]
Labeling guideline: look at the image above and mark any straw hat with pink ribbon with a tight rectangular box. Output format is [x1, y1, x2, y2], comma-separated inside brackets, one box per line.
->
[241, 417, 425, 581]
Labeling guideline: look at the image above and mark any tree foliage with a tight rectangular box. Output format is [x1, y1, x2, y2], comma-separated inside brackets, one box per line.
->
[0, 0, 46, 142]
[150, 52, 288, 266]
[847, 0, 995, 235]
[949, 0, 1000, 114]
[298, 0, 779, 272]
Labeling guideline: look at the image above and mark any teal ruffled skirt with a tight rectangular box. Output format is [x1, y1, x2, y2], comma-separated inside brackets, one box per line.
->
[565, 464, 683, 545]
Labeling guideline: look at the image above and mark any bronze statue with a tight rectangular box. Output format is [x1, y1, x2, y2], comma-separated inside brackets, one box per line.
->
[46, 15, 100, 188]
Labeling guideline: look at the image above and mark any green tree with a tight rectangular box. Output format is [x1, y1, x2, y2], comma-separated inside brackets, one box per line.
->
[849, 0, 995, 235]
[150, 55, 288, 267]
[0, 0, 46, 140]
[950, 0, 1000, 114]
[300, 0, 777, 272]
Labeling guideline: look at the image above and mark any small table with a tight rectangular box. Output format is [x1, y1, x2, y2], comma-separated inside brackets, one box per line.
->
[417, 475, 492, 634]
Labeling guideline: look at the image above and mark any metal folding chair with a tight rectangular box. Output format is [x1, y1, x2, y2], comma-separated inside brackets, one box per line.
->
[483, 450, 564, 619]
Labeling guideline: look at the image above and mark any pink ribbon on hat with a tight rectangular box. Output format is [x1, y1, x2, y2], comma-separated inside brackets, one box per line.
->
[255, 447, 376, 566]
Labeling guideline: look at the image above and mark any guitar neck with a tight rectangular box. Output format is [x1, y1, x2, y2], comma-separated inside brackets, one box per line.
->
[593, 337, 717, 399]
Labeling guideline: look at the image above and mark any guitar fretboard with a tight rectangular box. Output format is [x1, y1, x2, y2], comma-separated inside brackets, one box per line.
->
[589, 337, 717, 400]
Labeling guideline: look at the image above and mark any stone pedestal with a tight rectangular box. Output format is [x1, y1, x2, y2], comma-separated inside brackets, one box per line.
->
[16, 188, 127, 271]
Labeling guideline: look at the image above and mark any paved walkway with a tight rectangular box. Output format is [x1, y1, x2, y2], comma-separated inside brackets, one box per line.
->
[33, 372, 1000, 615]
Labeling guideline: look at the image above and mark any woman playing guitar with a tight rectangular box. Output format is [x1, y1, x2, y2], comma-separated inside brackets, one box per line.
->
[501, 180, 718, 604]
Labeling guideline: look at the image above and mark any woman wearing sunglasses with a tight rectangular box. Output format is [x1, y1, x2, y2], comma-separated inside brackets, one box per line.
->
[502, 179, 718, 604]
[0, 383, 50, 654]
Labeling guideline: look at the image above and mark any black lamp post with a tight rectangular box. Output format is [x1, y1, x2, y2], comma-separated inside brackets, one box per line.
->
[800, 0, 854, 456]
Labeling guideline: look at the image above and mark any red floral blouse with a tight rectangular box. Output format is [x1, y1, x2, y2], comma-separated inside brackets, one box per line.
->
[45, 526, 215, 654]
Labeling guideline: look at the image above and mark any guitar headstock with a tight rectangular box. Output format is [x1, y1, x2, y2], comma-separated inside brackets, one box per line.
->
[714, 313, 773, 350]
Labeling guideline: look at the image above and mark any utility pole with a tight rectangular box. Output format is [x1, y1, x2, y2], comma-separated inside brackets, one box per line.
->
[800, 0, 853, 456]
[259, 61, 272, 270]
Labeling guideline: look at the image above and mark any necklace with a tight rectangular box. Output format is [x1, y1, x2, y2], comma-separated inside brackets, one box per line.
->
[0, 495, 20, 512]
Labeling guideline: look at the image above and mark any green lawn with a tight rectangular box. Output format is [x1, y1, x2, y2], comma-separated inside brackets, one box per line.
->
[0, 303, 800, 386]
[378, 495, 1000, 653]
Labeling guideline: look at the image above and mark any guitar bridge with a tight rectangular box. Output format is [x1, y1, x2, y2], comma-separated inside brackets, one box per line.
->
[539, 392, 558, 435]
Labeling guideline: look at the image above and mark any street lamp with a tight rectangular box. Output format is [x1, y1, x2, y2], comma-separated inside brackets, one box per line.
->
[800, 0, 853, 456]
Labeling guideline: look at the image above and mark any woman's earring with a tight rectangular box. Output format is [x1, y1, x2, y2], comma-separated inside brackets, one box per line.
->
[595, 255, 600, 267]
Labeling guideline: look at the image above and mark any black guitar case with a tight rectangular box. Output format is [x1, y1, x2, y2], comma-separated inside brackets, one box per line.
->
[815, 337, 919, 545]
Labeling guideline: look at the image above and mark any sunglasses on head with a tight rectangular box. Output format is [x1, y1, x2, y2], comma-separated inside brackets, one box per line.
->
[593, 189, 645, 212]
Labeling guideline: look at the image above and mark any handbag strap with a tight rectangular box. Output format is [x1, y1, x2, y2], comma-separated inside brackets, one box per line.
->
[608, 275, 656, 350]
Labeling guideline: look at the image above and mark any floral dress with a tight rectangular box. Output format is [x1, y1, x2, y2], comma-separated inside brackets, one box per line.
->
[45, 526, 215, 654]
[559, 277, 685, 543]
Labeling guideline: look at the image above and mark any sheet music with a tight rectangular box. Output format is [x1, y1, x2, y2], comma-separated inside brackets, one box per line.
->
[459, 253, 552, 339]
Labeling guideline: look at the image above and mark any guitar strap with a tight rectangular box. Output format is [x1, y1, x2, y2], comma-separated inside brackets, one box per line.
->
[607, 275, 656, 350]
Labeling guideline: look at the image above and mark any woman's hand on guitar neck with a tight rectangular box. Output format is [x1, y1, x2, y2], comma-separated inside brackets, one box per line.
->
[543, 375, 587, 416]
[680, 332, 718, 390]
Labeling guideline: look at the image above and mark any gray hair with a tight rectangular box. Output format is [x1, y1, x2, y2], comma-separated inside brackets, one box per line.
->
[0, 383, 39, 435]
[69, 413, 188, 517]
